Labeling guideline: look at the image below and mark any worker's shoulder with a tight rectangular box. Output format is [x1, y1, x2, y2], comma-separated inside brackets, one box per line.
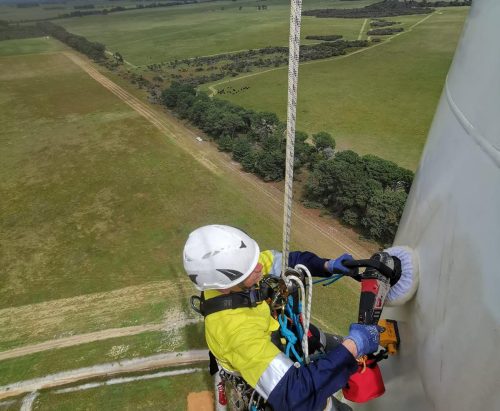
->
[205, 303, 271, 332]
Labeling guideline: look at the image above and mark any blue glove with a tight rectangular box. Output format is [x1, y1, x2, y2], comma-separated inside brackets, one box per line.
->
[346, 323, 381, 357]
[326, 253, 354, 275]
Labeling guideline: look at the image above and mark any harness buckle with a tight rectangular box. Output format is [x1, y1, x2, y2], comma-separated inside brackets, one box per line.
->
[190, 295, 203, 315]
[248, 288, 258, 307]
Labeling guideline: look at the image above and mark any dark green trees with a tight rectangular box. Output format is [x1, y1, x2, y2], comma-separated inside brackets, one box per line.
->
[312, 131, 336, 151]
[37, 22, 106, 61]
[161, 82, 414, 244]
[305, 151, 414, 244]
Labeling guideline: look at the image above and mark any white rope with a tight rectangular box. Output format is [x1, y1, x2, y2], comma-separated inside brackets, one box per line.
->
[281, 0, 303, 275]
[280, 0, 308, 363]
[295, 264, 312, 363]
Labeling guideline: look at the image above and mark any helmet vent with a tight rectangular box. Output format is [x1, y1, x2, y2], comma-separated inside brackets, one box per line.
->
[240, 241, 247, 249]
[188, 275, 198, 284]
[216, 269, 244, 280]
[202, 250, 222, 259]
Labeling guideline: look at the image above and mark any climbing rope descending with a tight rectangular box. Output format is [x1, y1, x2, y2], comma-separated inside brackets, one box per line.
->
[280, 0, 310, 363]
[281, 0, 303, 274]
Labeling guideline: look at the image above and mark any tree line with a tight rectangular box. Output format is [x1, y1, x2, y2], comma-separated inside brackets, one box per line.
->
[409, 1, 471, 6]
[166, 40, 369, 88]
[305, 35, 343, 42]
[367, 27, 404, 35]
[370, 19, 400, 27]
[303, 0, 471, 19]
[303, 1, 434, 19]
[162, 82, 414, 244]
[73, 5, 95, 10]
[16, 2, 40, 8]
[37, 22, 106, 61]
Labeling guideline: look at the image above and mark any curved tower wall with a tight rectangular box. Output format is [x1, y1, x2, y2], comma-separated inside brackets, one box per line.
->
[362, 1, 500, 409]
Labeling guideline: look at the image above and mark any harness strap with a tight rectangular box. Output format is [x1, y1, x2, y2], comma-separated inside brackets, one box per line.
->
[196, 289, 267, 317]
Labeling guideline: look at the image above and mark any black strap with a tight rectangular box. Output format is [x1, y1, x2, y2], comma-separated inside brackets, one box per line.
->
[198, 289, 266, 317]
[208, 351, 219, 375]
[343, 254, 402, 285]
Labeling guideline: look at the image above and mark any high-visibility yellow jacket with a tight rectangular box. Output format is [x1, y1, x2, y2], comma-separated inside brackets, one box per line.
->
[204, 250, 282, 387]
[204, 249, 357, 411]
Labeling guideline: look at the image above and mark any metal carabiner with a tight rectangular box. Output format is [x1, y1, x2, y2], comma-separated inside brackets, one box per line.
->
[190, 295, 203, 315]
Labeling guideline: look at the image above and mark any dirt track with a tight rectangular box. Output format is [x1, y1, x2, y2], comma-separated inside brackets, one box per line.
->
[0, 350, 209, 401]
[63, 52, 374, 260]
[0, 318, 201, 362]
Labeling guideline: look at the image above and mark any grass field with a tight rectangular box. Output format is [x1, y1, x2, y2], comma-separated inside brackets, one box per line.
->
[0, 39, 290, 348]
[210, 8, 468, 169]
[0, 4, 399, 406]
[0, 322, 205, 385]
[0, 2, 461, 408]
[34, 369, 213, 411]
[0, 45, 283, 310]
[58, 0, 380, 65]
[54, 1, 468, 169]
[0, 37, 65, 56]
[0, 36, 358, 357]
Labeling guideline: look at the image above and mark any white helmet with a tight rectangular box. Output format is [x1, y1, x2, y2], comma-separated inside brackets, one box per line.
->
[183, 225, 260, 291]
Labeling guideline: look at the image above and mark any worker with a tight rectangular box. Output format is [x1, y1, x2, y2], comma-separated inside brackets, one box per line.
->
[183, 225, 381, 411]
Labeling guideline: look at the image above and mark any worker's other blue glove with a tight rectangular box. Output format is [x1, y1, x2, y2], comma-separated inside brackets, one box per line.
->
[346, 324, 381, 357]
[326, 253, 354, 275]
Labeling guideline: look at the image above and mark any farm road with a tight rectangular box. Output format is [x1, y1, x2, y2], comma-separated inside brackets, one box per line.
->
[64, 51, 374, 260]
[0, 318, 201, 362]
[0, 350, 209, 401]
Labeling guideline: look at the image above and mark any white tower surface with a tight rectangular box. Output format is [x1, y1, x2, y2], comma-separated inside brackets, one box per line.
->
[360, 1, 500, 409]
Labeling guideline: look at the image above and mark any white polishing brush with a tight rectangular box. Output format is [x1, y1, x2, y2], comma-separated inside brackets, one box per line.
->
[384, 246, 420, 306]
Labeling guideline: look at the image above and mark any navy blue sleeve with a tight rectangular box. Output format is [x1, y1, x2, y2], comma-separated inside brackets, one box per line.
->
[288, 251, 330, 277]
[267, 344, 357, 411]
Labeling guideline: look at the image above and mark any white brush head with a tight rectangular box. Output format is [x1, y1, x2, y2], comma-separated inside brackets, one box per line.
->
[385, 246, 420, 306]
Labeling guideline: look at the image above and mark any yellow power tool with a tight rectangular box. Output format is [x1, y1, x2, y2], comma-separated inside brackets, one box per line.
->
[378, 319, 400, 355]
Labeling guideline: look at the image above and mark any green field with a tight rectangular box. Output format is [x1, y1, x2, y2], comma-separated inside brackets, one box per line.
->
[0, 41, 283, 351]
[0, 1, 469, 406]
[58, 0, 380, 65]
[53, 1, 468, 169]
[0, 37, 65, 56]
[0, 323, 205, 385]
[35, 369, 212, 411]
[0, 45, 282, 310]
[0, 38, 360, 408]
[0, 37, 357, 353]
[209, 8, 468, 169]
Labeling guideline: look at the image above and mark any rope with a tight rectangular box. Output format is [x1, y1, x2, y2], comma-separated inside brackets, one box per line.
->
[284, 274, 307, 360]
[281, 0, 303, 275]
[278, 310, 302, 363]
[294, 264, 312, 363]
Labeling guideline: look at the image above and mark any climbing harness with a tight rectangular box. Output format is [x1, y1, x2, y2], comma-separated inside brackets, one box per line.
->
[190, 284, 274, 317]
